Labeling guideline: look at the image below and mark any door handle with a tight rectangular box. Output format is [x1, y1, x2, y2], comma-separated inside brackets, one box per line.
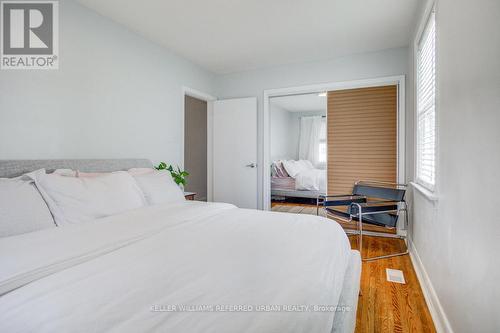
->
[245, 163, 257, 168]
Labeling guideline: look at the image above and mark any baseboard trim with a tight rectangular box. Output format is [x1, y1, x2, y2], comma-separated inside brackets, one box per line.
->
[408, 240, 454, 333]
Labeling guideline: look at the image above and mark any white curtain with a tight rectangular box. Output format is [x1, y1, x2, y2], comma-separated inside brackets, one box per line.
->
[298, 116, 323, 166]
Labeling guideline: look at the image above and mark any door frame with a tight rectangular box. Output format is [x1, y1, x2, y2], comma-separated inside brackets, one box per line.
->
[262, 75, 406, 211]
[182, 86, 217, 202]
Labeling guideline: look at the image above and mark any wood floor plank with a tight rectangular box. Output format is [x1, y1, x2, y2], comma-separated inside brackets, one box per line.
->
[271, 202, 436, 333]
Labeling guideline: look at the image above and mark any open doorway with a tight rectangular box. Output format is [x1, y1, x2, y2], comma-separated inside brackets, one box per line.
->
[269, 92, 327, 214]
[184, 95, 208, 201]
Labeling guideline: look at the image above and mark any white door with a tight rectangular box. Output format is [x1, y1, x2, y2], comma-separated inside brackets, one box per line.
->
[212, 97, 258, 209]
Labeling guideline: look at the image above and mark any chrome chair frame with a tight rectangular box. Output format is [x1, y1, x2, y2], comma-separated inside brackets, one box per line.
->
[317, 180, 409, 261]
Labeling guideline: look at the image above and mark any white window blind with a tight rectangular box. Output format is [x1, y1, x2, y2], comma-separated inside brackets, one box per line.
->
[416, 12, 436, 190]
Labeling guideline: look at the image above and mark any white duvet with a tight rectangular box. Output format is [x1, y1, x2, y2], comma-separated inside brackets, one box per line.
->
[0, 201, 351, 333]
[295, 168, 327, 192]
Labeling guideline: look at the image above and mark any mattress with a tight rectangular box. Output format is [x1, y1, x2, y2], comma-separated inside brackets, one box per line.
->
[331, 250, 361, 333]
[271, 176, 296, 191]
[0, 201, 356, 333]
[271, 176, 324, 199]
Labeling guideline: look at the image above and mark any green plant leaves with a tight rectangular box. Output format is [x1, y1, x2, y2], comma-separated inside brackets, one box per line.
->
[155, 162, 167, 171]
[154, 162, 188, 186]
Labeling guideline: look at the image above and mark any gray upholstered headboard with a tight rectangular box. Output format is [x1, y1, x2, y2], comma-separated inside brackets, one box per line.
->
[0, 159, 153, 178]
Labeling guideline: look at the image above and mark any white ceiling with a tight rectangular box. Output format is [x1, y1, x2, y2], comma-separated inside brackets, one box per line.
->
[77, 0, 419, 74]
[271, 93, 326, 113]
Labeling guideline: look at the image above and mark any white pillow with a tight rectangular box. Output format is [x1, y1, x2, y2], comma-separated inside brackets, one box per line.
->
[0, 176, 56, 237]
[281, 160, 302, 178]
[128, 168, 185, 205]
[52, 169, 77, 176]
[282, 160, 315, 178]
[300, 159, 315, 170]
[29, 169, 146, 225]
[281, 160, 297, 178]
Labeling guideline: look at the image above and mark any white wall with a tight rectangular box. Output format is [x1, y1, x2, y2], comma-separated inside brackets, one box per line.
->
[269, 105, 297, 161]
[216, 47, 409, 208]
[0, 0, 215, 166]
[270, 105, 327, 163]
[409, 1, 500, 332]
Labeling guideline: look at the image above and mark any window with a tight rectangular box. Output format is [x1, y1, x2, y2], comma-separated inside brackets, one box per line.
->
[318, 118, 327, 164]
[416, 11, 436, 190]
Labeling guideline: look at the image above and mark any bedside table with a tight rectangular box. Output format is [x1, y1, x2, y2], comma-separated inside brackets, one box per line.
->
[184, 192, 196, 200]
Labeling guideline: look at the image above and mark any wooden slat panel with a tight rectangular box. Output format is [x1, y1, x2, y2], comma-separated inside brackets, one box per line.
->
[328, 85, 397, 195]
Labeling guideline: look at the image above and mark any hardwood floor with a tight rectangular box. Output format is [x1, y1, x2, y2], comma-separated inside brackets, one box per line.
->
[351, 235, 435, 333]
[271, 202, 436, 333]
[271, 202, 319, 215]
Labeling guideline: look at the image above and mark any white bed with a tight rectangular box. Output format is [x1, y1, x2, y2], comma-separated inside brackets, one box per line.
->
[271, 160, 327, 200]
[0, 159, 360, 333]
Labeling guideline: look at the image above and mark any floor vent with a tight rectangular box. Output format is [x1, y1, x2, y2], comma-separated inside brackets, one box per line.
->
[386, 269, 405, 284]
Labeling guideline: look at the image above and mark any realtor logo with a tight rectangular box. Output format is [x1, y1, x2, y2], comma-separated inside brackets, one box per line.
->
[1, 1, 58, 69]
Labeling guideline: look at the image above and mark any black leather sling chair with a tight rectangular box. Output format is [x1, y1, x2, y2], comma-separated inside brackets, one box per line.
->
[316, 180, 409, 261]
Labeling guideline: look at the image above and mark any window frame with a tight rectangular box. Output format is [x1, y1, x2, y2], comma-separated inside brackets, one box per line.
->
[415, 8, 437, 192]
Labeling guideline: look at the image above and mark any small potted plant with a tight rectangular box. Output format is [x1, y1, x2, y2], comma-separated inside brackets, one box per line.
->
[155, 162, 189, 190]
